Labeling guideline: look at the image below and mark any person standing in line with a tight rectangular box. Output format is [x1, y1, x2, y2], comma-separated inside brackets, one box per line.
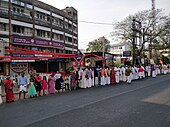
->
[91, 67, 95, 87]
[60, 76, 65, 92]
[107, 67, 111, 85]
[42, 76, 47, 95]
[131, 65, 136, 80]
[119, 66, 123, 82]
[71, 71, 77, 90]
[114, 65, 120, 83]
[4, 76, 15, 103]
[125, 66, 132, 84]
[141, 65, 145, 78]
[145, 65, 149, 77]
[48, 75, 55, 94]
[105, 67, 108, 85]
[75, 68, 80, 90]
[151, 64, 156, 78]
[100, 67, 105, 86]
[78, 67, 83, 88]
[82, 68, 88, 88]
[94, 67, 98, 86]
[85, 67, 90, 88]
[96, 66, 101, 85]
[121, 65, 126, 82]
[87, 67, 92, 88]
[64, 74, 69, 90]
[34, 74, 42, 96]
[138, 66, 144, 79]
[18, 73, 28, 99]
[0, 77, 3, 104]
[28, 78, 37, 98]
[110, 66, 116, 85]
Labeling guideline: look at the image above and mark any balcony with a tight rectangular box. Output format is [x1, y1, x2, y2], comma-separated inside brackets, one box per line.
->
[35, 18, 51, 28]
[11, 12, 33, 23]
[0, 7, 9, 18]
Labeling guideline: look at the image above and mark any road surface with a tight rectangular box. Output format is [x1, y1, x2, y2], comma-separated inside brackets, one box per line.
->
[0, 74, 170, 127]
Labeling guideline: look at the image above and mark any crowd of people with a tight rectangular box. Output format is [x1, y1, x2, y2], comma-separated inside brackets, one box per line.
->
[0, 64, 170, 104]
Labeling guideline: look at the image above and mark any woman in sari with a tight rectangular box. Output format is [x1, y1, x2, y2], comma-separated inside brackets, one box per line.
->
[4, 76, 15, 103]
[48, 75, 55, 94]
[110, 66, 116, 85]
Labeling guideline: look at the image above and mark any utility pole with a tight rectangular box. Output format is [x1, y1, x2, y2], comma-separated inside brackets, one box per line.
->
[132, 19, 136, 65]
[132, 18, 142, 65]
[102, 36, 105, 67]
[149, 0, 156, 60]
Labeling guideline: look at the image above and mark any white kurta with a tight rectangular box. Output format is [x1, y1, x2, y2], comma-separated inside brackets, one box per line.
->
[152, 70, 156, 78]
[127, 75, 132, 83]
[95, 77, 98, 85]
[82, 71, 87, 88]
[100, 76, 105, 85]
[141, 66, 145, 78]
[114, 67, 120, 83]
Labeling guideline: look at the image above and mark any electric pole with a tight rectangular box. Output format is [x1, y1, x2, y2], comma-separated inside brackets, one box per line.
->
[149, 0, 156, 60]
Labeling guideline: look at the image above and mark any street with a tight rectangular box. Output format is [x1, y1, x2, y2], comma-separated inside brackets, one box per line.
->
[0, 74, 170, 127]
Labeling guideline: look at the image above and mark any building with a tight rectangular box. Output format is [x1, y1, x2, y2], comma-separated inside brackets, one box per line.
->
[0, 0, 78, 75]
[110, 42, 131, 57]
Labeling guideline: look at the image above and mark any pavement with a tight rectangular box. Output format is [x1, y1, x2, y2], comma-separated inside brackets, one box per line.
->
[0, 74, 170, 127]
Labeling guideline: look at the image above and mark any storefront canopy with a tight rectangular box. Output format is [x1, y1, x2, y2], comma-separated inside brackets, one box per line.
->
[0, 46, 76, 62]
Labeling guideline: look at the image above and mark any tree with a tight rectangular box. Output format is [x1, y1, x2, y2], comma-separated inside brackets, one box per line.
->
[86, 36, 111, 52]
[111, 9, 170, 57]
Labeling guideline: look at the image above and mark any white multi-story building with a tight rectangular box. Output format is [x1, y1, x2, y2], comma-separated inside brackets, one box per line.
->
[110, 42, 132, 57]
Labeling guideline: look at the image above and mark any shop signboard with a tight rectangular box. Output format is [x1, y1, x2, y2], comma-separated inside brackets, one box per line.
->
[12, 36, 64, 48]
[123, 51, 131, 57]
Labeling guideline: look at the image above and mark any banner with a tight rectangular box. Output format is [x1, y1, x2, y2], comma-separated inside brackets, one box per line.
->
[12, 36, 64, 48]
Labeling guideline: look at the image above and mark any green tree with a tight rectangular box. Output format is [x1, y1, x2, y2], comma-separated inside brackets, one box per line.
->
[86, 36, 111, 52]
[111, 9, 170, 57]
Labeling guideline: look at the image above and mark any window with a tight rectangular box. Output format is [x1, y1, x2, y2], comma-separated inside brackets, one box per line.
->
[0, 23, 6, 31]
[24, 28, 32, 35]
[21, 9, 24, 13]
[13, 7, 16, 12]
[37, 29, 45, 37]
[68, 37, 72, 42]
[47, 17, 50, 21]
[17, 8, 20, 13]
[47, 32, 50, 38]
[13, 25, 24, 34]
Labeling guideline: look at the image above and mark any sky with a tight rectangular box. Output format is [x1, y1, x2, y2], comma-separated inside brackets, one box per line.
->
[39, 0, 170, 49]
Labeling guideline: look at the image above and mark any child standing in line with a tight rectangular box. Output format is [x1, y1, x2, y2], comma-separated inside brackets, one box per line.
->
[64, 74, 69, 91]
[42, 76, 47, 95]
[28, 78, 37, 98]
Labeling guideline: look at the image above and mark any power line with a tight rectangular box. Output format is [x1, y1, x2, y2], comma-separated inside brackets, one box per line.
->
[79, 20, 114, 26]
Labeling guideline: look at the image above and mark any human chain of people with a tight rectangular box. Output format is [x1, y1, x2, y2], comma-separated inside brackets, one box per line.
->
[0, 64, 170, 104]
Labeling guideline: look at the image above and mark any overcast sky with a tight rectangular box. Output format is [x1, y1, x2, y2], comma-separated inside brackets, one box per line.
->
[39, 0, 170, 49]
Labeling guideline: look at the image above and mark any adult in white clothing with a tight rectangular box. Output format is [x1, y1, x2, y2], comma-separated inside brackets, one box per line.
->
[114, 66, 120, 83]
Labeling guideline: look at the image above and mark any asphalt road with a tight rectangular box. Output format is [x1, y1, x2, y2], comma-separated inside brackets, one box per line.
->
[0, 74, 170, 127]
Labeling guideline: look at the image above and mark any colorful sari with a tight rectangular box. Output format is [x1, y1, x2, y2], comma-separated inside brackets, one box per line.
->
[4, 79, 15, 103]
[110, 69, 116, 84]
